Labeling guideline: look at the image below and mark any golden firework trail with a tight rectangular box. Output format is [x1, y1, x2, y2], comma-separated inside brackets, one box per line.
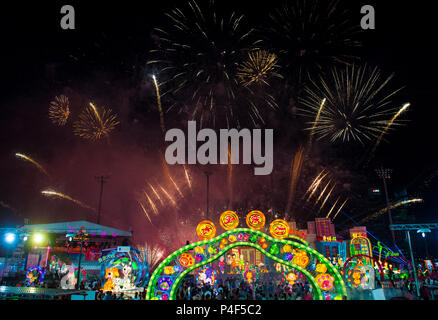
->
[152, 75, 166, 134]
[360, 198, 423, 224]
[237, 50, 280, 87]
[148, 183, 164, 205]
[168, 174, 184, 198]
[371, 102, 410, 155]
[183, 165, 192, 190]
[138, 201, 153, 224]
[15, 153, 49, 177]
[227, 142, 233, 208]
[306, 171, 329, 202]
[144, 191, 159, 215]
[49, 95, 70, 126]
[41, 189, 95, 211]
[285, 146, 304, 219]
[314, 179, 333, 205]
[159, 185, 177, 206]
[326, 197, 340, 218]
[319, 183, 337, 212]
[332, 198, 349, 221]
[308, 98, 326, 147]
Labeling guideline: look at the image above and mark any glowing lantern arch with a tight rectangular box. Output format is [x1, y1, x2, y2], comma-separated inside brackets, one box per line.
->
[146, 216, 347, 300]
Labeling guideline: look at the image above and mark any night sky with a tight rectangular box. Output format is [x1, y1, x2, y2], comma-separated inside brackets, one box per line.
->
[0, 1, 437, 257]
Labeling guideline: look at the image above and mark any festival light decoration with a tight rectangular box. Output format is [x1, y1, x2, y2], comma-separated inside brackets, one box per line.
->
[246, 210, 266, 230]
[269, 219, 290, 239]
[316, 263, 328, 273]
[242, 266, 260, 285]
[178, 253, 194, 267]
[157, 276, 173, 291]
[146, 221, 347, 300]
[283, 271, 298, 285]
[196, 220, 217, 240]
[197, 267, 217, 287]
[219, 210, 239, 230]
[315, 273, 335, 291]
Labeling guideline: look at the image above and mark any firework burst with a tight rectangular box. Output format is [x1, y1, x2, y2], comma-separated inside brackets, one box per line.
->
[137, 243, 164, 271]
[49, 95, 70, 126]
[299, 64, 404, 144]
[73, 102, 119, 141]
[237, 50, 282, 87]
[41, 189, 95, 211]
[15, 153, 49, 177]
[267, 0, 362, 81]
[148, 0, 277, 127]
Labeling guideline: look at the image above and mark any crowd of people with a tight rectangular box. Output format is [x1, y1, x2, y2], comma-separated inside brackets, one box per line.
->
[176, 274, 314, 300]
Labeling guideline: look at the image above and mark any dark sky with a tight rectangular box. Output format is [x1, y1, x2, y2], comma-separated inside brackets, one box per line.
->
[0, 1, 437, 254]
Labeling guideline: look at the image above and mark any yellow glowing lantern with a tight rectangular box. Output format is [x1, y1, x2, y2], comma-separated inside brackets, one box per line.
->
[229, 235, 237, 243]
[283, 244, 292, 253]
[219, 211, 239, 230]
[293, 252, 310, 268]
[179, 253, 194, 267]
[316, 264, 327, 274]
[246, 210, 266, 230]
[269, 219, 290, 239]
[196, 220, 216, 240]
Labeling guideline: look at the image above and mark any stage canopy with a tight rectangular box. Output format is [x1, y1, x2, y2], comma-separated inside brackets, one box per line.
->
[18, 220, 132, 237]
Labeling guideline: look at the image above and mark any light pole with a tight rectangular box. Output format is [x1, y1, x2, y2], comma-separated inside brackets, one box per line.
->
[75, 227, 86, 290]
[95, 175, 110, 225]
[406, 231, 420, 297]
[376, 168, 396, 243]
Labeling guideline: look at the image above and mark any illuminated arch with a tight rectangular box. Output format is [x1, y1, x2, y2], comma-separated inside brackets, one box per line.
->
[350, 236, 373, 264]
[146, 228, 347, 300]
[342, 254, 384, 283]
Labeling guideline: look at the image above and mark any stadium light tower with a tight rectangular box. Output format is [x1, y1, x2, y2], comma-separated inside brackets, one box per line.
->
[376, 167, 396, 243]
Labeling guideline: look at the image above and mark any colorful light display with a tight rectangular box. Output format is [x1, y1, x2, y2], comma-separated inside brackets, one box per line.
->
[219, 211, 239, 230]
[178, 253, 195, 267]
[196, 220, 217, 240]
[146, 222, 347, 300]
[25, 266, 45, 286]
[315, 273, 335, 291]
[269, 219, 290, 239]
[242, 266, 260, 285]
[246, 210, 266, 230]
[157, 276, 173, 291]
[196, 267, 217, 287]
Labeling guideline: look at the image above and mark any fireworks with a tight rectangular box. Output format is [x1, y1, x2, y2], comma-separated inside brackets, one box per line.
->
[371, 102, 410, 154]
[137, 243, 164, 270]
[15, 153, 49, 177]
[285, 146, 305, 219]
[148, 0, 276, 127]
[49, 95, 70, 126]
[159, 185, 177, 206]
[73, 102, 119, 140]
[299, 64, 404, 144]
[360, 198, 423, 224]
[138, 201, 153, 224]
[144, 191, 159, 215]
[183, 165, 192, 191]
[41, 189, 95, 211]
[149, 183, 164, 205]
[267, 0, 362, 81]
[152, 75, 166, 134]
[331, 198, 348, 221]
[237, 50, 282, 87]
